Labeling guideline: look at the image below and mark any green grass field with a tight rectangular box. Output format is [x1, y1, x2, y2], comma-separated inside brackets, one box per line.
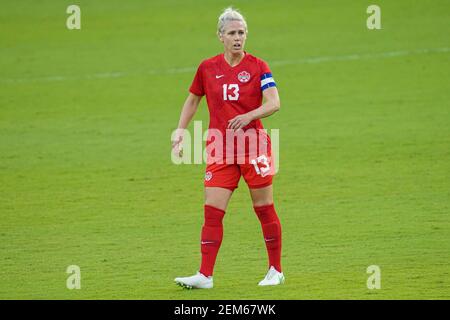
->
[1, 0, 449, 299]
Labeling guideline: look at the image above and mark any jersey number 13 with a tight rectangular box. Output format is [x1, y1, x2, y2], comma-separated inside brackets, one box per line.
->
[223, 84, 239, 101]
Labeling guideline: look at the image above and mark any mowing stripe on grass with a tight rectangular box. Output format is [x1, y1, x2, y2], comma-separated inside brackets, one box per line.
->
[1, 47, 449, 84]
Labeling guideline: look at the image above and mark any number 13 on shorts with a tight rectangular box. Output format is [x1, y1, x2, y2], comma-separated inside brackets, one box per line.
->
[250, 155, 271, 177]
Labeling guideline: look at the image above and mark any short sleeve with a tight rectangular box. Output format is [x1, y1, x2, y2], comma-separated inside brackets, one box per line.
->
[189, 63, 205, 96]
[259, 59, 276, 91]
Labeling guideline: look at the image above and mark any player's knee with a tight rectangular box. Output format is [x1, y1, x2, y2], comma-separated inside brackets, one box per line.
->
[249, 185, 273, 208]
[204, 200, 227, 212]
[252, 199, 273, 207]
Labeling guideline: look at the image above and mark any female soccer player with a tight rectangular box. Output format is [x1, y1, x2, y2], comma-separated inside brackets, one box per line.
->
[172, 8, 284, 289]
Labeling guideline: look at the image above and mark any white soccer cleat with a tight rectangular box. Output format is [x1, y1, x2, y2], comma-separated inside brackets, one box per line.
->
[174, 272, 213, 289]
[258, 266, 285, 286]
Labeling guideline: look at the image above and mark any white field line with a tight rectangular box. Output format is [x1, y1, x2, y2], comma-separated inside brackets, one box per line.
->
[1, 47, 448, 84]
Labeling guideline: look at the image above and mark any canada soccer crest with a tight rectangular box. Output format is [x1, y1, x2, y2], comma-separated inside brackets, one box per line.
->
[238, 71, 251, 83]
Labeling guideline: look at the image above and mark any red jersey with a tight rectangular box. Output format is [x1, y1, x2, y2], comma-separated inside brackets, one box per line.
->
[189, 52, 276, 163]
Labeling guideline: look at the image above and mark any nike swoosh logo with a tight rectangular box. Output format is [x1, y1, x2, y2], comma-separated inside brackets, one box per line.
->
[201, 241, 215, 245]
[265, 238, 276, 242]
[215, 75, 224, 79]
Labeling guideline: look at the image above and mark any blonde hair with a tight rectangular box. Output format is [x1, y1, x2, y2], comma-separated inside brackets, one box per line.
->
[217, 7, 248, 35]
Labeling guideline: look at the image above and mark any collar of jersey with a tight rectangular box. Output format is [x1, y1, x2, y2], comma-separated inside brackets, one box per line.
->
[221, 51, 248, 70]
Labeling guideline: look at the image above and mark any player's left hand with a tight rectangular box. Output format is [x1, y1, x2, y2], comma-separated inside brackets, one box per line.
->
[227, 114, 252, 130]
[171, 129, 185, 158]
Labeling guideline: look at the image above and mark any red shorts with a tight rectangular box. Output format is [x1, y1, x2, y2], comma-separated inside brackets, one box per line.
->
[204, 154, 275, 191]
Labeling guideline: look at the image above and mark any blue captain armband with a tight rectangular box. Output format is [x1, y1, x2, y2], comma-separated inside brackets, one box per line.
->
[260, 73, 276, 91]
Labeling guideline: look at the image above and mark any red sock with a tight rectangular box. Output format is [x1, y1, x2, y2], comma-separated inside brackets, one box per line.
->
[254, 203, 282, 272]
[199, 205, 225, 277]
